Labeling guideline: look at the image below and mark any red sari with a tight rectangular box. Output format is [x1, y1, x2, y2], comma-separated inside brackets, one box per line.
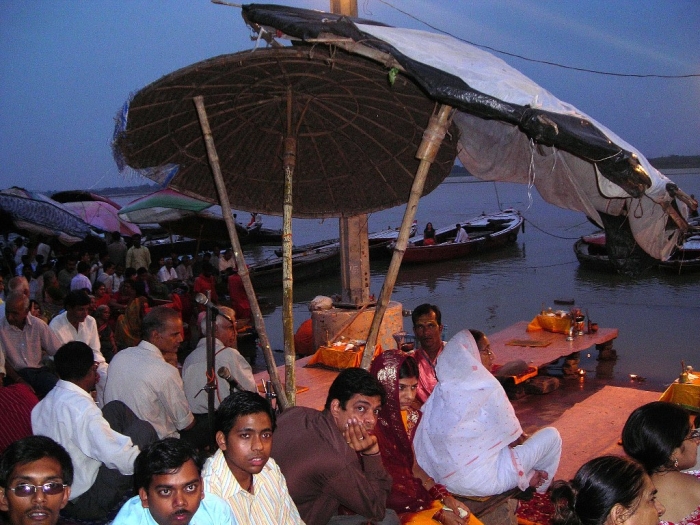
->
[370, 351, 433, 514]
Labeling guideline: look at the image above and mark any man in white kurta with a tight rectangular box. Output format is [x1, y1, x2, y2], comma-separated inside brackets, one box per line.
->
[104, 306, 194, 439]
[32, 341, 157, 520]
[49, 290, 108, 405]
[183, 306, 256, 415]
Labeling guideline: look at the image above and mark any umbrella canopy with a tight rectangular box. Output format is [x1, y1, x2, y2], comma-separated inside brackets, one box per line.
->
[112, 45, 459, 219]
[0, 187, 92, 245]
[52, 190, 141, 237]
[231, 4, 688, 261]
[61, 200, 141, 237]
[118, 187, 214, 224]
[119, 188, 259, 242]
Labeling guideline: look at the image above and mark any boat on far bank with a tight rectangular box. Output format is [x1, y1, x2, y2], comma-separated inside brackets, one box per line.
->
[397, 209, 523, 264]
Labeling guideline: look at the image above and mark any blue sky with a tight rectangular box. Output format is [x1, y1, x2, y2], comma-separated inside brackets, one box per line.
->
[0, 0, 698, 192]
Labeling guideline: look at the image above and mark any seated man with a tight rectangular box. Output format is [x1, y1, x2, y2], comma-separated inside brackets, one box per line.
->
[271, 368, 398, 525]
[104, 306, 195, 440]
[0, 292, 62, 397]
[32, 341, 158, 520]
[0, 435, 73, 525]
[49, 290, 108, 405]
[411, 303, 446, 405]
[182, 306, 256, 444]
[454, 224, 469, 243]
[113, 438, 233, 525]
[203, 391, 303, 524]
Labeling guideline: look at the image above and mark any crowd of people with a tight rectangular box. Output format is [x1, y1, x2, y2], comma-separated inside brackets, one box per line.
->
[0, 232, 697, 525]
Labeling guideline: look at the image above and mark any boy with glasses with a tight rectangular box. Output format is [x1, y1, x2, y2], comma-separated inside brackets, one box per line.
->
[0, 435, 72, 525]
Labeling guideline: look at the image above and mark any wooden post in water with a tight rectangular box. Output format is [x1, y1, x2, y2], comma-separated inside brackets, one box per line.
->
[361, 105, 454, 370]
[193, 95, 289, 410]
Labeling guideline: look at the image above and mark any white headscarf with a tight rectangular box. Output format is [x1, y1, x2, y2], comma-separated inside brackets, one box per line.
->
[413, 329, 522, 495]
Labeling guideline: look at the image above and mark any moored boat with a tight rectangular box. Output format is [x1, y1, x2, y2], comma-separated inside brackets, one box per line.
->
[273, 221, 417, 257]
[249, 245, 340, 288]
[397, 209, 523, 264]
[574, 225, 700, 274]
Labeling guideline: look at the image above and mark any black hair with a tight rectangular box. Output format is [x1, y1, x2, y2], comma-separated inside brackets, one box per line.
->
[64, 289, 91, 309]
[77, 261, 90, 274]
[133, 438, 202, 493]
[124, 268, 137, 279]
[141, 306, 180, 341]
[411, 303, 442, 327]
[469, 329, 485, 346]
[550, 455, 648, 525]
[54, 341, 94, 382]
[112, 232, 121, 241]
[399, 356, 419, 380]
[324, 367, 386, 411]
[103, 261, 115, 271]
[216, 391, 276, 436]
[0, 436, 74, 488]
[92, 280, 107, 294]
[622, 401, 691, 473]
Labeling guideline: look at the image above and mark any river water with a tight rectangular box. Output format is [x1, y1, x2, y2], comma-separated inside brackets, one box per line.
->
[235, 169, 700, 389]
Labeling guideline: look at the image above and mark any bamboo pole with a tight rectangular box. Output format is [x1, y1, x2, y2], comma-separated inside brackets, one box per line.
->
[360, 104, 454, 370]
[282, 86, 297, 406]
[193, 96, 289, 410]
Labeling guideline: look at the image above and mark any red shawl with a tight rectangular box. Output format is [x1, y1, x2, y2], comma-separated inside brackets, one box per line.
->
[370, 350, 433, 513]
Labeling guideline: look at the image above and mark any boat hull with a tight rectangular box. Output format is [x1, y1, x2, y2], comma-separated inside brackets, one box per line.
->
[574, 228, 700, 274]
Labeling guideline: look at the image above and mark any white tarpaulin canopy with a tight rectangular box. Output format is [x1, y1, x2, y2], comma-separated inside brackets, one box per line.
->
[241, 4, 689, 261]
[356, 25, 678, 260]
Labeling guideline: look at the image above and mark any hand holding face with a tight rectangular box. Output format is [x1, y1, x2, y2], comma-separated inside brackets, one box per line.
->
[343, 417, 379, 455]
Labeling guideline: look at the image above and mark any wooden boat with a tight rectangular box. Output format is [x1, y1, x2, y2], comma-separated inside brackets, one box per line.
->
[574, 226, 700, 274]
[398, 209, 523, 264]
[274, 221, 416, 257]
[249, 245, 340, 288]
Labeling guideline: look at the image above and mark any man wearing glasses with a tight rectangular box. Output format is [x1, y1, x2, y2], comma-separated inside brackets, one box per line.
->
[411, 303, 446, 405]
[0, 435, 72, 525]
[31, 341, 157, 521]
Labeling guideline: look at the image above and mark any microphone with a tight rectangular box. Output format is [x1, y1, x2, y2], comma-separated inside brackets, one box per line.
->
[195, 293, 233, 324]
[217, 366, 244, 392]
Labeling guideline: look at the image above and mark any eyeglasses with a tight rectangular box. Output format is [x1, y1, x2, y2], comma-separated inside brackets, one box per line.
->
[8, 482, 67, 497]
[479, 344, 494, 356]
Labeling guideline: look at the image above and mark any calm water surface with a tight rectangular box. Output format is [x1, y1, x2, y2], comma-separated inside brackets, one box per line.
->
[244, 170, 700, 390]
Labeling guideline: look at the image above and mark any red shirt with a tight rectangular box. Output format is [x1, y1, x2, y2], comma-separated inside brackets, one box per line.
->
[194, 274, 218, 303]
[0, 383, 39, 454]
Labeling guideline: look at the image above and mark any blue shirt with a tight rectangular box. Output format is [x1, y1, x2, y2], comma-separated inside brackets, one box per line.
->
[112, 492, 236, 525]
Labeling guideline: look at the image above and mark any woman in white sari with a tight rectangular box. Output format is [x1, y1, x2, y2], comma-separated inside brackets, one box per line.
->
[413, 329, 562, 497]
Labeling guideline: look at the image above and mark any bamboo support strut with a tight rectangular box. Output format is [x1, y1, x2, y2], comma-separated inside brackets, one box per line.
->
[360, 104, 454, 370]
[193, 95, 289, 410]
[282, 85, 297, 406]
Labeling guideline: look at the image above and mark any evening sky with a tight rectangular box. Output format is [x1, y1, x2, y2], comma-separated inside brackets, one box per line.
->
[0, 0, 698, 192]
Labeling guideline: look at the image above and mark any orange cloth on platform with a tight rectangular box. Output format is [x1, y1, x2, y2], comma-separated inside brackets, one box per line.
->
[294, 319, 315, 356]
[307, 343, 382, 370]
[527, 314, 571, 334]
[659, 376, 700, 410]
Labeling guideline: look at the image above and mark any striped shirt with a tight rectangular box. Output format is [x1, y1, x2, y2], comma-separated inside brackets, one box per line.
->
[203, 449, 304, 525]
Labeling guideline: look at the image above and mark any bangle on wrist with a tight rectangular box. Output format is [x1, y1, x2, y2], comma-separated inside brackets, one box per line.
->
[429, 483, 450, 501]
[361, 451, 380, 456]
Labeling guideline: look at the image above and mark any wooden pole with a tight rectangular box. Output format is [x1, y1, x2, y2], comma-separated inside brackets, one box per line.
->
[360, 104, 454, 370]
[282, 86, 297, 406]
[193, 95, 289, 410]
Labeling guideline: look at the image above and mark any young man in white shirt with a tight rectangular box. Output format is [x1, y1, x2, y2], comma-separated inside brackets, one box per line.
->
[31, 341, 157, 521]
